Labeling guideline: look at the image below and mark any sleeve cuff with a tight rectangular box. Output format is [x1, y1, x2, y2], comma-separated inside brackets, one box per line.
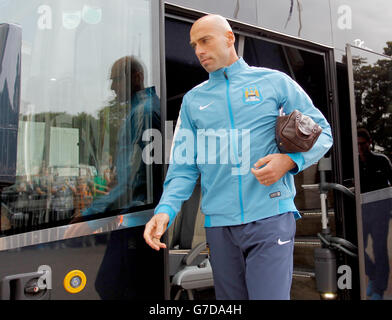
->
[286, 152, 305, 175]
[154, 204, 177, 228]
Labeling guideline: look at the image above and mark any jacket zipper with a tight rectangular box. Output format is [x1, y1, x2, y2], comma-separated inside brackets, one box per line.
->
[224, 70, 245, 223]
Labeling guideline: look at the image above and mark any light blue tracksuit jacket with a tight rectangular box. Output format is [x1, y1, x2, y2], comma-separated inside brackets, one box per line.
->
[155, 57, 333, 228]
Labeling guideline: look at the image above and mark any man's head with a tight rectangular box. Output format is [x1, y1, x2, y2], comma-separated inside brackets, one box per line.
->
[190, 14, 238, 73]
[357, 128, 372, 156]
[110, 56, 145, 102]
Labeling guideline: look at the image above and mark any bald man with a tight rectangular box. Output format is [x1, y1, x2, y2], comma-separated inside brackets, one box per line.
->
[144, 15, 333, 299]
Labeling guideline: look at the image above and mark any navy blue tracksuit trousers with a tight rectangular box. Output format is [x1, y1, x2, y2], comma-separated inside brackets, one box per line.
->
[205, 212, 296, 300]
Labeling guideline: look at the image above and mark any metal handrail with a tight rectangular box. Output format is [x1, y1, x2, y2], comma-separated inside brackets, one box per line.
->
[315, 157, 358, 258]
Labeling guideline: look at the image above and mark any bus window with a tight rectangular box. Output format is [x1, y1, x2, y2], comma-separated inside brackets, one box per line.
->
[0, 0, 162, 237]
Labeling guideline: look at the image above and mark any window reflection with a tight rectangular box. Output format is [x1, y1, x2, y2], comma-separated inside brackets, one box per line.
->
[357, 128, 392, 193]
[0, 0, 161, 236]
[258, 0, 333, 46]
[82, 56, 161, 218]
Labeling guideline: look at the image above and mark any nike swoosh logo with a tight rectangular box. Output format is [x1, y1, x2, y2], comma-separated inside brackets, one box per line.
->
[278, 239, 291, 245]
[199, 102, 214, 110]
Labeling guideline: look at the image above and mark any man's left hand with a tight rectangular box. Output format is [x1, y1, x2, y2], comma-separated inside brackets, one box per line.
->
[251, 154, 296, 186]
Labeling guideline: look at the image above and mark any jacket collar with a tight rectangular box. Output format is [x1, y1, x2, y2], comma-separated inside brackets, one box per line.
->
[209, 57, 247, 80]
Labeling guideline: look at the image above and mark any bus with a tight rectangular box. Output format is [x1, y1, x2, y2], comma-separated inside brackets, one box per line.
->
[0, 0, 391, 300]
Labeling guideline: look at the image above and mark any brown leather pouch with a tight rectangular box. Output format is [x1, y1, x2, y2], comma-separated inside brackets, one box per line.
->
[275, 107, 322, 153]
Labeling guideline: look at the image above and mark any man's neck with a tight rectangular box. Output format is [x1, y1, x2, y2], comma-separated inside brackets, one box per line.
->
[226, 55, 239, 68]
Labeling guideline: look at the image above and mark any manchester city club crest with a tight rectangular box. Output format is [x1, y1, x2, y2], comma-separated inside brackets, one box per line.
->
[244, 86, 262, 103]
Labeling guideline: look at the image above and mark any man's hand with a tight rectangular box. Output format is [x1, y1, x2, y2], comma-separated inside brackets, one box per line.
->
[251, 153, 296, 186]
[144, 213, 170, 251]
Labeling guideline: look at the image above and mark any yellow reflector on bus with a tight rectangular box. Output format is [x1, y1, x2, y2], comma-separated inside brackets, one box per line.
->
[64, 270, 87, 294]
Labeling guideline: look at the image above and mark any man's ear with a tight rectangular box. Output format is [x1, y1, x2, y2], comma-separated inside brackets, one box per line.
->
[226, 30, 235, 47]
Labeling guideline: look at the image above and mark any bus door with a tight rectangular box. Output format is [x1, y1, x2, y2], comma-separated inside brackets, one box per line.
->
[0, 0, 166, 300]
[164, 4, 343, 300]
[346, 44, 392, 300]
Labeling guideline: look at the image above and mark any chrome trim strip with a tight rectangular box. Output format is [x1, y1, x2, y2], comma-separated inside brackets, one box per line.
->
[361, 187, 392, 204]
[350, 45, 392, 59]
[0, 209, 154, 252]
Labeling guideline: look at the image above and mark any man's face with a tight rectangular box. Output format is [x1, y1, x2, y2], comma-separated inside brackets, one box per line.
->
[110, 70, 127, 102]
[358, 136, 371, 156]
[190, 21, 232, 73]
[110, 64, 142, 103]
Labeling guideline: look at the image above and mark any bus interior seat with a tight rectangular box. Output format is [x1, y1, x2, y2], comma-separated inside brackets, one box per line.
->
[168, 177, 214, 299]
